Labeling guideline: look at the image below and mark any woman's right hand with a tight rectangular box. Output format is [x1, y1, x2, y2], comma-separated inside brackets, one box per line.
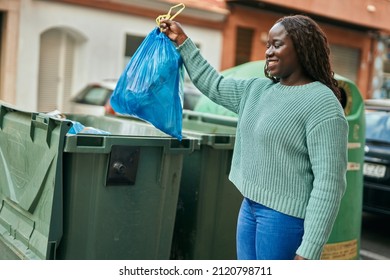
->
[160, 20, 188, 46]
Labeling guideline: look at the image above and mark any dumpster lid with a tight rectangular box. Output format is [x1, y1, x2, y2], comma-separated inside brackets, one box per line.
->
[0, 102, 71, 259]
[182, 110, 236, 149]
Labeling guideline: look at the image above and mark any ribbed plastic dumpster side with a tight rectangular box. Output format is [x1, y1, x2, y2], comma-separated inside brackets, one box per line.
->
[57, 115, 194, 260]
[0, 104, 71, 260]
[170, 111, 242, 260]
[0, 104, 195, 260]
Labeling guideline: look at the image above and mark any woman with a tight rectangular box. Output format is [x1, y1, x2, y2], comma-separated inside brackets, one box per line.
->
[160, 15, 348, 260]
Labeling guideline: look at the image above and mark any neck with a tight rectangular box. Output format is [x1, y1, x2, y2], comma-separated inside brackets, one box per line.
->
[280, 75, 314, 86]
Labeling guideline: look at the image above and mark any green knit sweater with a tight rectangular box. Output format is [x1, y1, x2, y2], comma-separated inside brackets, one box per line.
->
[178, 38, 348, 260]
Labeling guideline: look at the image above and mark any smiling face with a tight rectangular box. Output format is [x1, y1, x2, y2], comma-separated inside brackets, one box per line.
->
[265, 22, 311, 86]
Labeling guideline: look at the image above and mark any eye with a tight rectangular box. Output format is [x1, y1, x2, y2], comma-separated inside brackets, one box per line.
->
[266, 42, 282, 49]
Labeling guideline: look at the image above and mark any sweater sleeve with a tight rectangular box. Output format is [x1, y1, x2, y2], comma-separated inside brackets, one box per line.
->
[296, 116, 349, 259]
[177, 38, 254, 114]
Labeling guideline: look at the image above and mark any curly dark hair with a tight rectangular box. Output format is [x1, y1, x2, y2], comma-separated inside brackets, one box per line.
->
[264, 15, 341, 102]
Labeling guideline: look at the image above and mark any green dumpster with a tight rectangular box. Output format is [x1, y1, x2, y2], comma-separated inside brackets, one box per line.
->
[320, 77, 365, 260]
[193, 60, 365, 260]
[0, 103, 195, 260]
[170, 110, 242, 260]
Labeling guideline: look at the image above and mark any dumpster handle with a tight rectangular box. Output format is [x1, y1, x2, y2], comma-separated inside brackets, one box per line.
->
[183, 110, 238, 128]
[166, 138, 196, 153]
[30, 114, 57, 147]
[210, 135, 235, 149]
[0, 104, 9, 130]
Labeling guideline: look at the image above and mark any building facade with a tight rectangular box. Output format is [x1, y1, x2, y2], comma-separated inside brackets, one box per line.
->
[222, 0, 390, 99]
[0, 0, 227, 112]
[0, 0, 389, 112]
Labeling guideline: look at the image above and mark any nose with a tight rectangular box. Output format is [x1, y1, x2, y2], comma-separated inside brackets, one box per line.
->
[265, 46, 274, 58]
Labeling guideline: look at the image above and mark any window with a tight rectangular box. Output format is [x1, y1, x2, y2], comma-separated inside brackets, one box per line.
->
[366, 111, 390, 143]
[382, 44, 390, 98]
[125, 34, 145, 57]
[330, 44, 360, 83]
[73, 85, 112, 106]
[235, 27, 254, 66]
[123, 34, 145, 67]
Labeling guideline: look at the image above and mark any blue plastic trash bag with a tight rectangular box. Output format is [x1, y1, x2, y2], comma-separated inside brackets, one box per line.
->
[110, 27, 184, 140]
[67, 121, 111, 135]
[44, 110, 111, 135]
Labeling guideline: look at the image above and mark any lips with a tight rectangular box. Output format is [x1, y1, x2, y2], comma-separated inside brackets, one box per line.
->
[267, 60, 278, 68]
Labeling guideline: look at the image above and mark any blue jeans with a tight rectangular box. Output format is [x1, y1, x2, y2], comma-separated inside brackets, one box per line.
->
[236, 198, 304, 260]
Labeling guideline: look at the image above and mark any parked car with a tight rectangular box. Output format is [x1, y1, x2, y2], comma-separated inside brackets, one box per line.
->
[363, 99, 390, 215]
[69, 79, 201, 116]
[70, 79, 116, 116]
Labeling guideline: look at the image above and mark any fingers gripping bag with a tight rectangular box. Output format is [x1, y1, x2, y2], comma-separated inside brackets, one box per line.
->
[110, 24, 184, 140]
